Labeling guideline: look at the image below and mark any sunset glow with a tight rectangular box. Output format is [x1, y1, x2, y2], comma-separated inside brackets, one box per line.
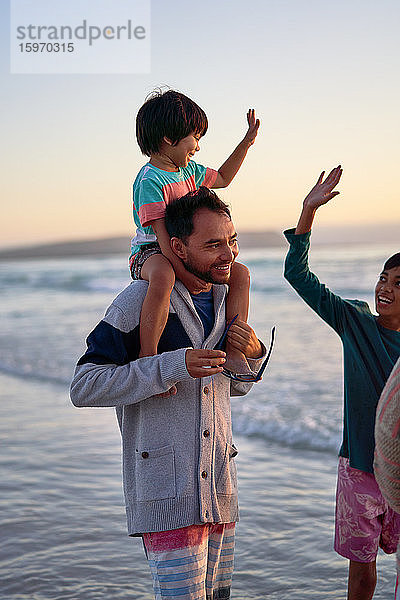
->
[2, 0, 399, 247]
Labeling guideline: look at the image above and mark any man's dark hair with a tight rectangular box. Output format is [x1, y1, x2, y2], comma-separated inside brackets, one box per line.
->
[383, 252, 400, 271]
[136, 89, 208, 156]
[165, 187, 231, 241]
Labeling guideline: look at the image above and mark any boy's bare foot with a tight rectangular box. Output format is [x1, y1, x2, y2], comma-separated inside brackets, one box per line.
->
[155, 385, 177, 398]
[224, 345, 255, 376]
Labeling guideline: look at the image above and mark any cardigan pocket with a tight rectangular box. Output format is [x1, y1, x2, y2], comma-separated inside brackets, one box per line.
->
[216, 443, 238, 496]
[135, 445, 176, 502]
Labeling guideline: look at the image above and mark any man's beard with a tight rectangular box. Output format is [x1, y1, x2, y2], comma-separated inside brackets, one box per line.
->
[182, 258, 231, 285]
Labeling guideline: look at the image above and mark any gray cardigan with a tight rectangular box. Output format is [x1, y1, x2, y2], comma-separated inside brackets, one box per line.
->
[70, 280, 263, 535]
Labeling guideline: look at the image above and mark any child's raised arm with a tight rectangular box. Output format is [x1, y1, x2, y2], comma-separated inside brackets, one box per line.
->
[213, 109, 260, 189]
[295, 165, 342, 234]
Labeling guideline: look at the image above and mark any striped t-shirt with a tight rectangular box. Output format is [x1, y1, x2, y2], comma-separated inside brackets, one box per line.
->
[130, 161, 218, 259]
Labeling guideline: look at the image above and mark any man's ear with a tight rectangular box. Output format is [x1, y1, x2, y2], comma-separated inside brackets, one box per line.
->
[163, 136, 173, 146]
[170, 237, 187, 260]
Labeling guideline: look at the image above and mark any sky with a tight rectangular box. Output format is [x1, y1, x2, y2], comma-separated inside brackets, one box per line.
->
[1, 0, 400, 248]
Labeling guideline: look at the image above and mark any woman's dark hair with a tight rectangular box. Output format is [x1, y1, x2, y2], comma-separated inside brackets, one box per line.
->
[136, 89, 208, 156]
[165, 187, 231, 241]
[383, 252, 400, 271]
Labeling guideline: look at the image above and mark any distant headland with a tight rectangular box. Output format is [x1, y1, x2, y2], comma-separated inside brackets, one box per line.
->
[0, 224, 398, 261]
[0, 231, 284, 261]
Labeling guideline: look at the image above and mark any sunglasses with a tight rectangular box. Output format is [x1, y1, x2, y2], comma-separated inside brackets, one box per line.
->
[214, 315, 276, 383]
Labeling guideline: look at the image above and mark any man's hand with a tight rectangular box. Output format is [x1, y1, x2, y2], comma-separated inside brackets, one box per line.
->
[185, 349, 226, 378]
[178, 271, 209, 294]
[226, 319, 262, 359]
[242, 109, 260, 147]
[303, 165, 342, 211]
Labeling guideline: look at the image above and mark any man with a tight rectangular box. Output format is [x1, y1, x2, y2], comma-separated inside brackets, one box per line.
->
[70, 187, 265, 600]
[284, 165, 400, 600]
[374, 357, 400, 599]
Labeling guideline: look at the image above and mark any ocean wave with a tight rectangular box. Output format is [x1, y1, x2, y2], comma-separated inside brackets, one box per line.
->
[0, 271, 129, 294]
[0, 359, 341, 456]
[0, 361, 71, 387]
[232, 408, 340, 455]
[250, 283, 289, 294]
[1, 272, 370, 300]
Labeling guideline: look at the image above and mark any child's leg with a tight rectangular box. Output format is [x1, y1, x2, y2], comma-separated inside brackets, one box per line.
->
[140, 254, 175, 358]
[347, 560, 377, 600]
[225, 262, 254, 375]
[334, 457, 388, 600]
[227, 261, 250, 322]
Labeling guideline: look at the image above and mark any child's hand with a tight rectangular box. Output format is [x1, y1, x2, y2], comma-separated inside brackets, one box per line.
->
[178, 271, 209, 294]
[243, 109, 260, 147]
[303, 166, 342, 211]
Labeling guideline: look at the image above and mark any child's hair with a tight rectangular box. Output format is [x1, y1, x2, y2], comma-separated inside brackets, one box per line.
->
[165, 187, 231, 242]
[136, 89, 208, 156]
[383, 253, 400, 271]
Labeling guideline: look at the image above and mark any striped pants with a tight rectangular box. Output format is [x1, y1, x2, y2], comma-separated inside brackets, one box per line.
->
[143, 522, 235, 599]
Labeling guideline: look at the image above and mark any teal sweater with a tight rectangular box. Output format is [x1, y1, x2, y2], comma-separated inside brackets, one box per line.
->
[284, 229, 400, 473]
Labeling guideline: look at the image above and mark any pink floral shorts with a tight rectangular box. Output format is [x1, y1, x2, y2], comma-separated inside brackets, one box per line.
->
[334, 456, 400, 563]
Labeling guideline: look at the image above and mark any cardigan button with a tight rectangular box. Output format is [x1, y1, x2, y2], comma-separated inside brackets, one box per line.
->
[201, 470, 208, 479]
[203, 386, 210, 394]
[203, 430, 210, 438]
[141, 451, 149, 459]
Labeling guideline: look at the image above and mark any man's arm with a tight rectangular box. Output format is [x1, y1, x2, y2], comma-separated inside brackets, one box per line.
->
[212, 109, 260, 189]
[71, 348, 227, 408]
[70, 301, 226, 408]
[71, 347, 190, 408]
